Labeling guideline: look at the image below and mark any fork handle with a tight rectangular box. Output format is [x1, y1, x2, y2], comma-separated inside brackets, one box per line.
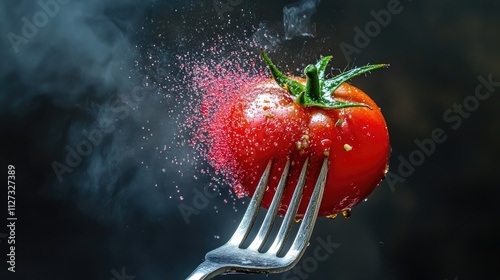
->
[186, 261, 226, 280]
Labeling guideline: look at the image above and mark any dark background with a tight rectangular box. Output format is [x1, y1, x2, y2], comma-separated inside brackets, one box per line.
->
[1, 0, 499, 279]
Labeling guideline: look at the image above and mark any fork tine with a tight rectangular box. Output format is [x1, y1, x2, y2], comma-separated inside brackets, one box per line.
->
[227, 160, 273, 247]
[286, 157, 329, 259]
[268, 157, 310, 255]
[248, 158, 291, 251]
[187, 157, 329, 279]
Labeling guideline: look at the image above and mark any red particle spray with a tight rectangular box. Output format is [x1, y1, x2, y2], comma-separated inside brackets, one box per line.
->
[190, 60, 265, 198]
[176, 42, 268, 203]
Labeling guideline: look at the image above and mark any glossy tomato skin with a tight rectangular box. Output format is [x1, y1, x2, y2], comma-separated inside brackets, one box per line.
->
[210, 78, 389, 217]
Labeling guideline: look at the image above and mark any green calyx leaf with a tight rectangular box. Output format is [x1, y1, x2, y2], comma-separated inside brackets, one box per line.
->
[322, 64, 388, 96]
[260, 48, 389, 109]
[260, 49, 305, 95]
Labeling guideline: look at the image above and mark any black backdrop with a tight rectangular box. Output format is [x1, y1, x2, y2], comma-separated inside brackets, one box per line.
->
[1, 0, 499, 279]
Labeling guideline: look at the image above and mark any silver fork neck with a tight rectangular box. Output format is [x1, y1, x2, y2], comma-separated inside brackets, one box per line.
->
[185, 260, 225, 280]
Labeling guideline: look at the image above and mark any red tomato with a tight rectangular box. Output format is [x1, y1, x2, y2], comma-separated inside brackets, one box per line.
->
[206, 51, 390, 218]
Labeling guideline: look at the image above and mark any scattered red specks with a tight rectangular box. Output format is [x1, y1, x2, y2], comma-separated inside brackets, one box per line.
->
[172, 31, 267, 209]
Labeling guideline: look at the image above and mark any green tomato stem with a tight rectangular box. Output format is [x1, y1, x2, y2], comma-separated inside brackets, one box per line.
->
[260, 49, 388, 109]
[304, 64, 321, 103]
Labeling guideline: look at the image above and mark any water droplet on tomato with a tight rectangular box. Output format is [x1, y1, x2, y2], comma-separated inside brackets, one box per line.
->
[320, 139, 332, 147]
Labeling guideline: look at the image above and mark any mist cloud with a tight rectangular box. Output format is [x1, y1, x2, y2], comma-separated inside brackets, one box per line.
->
[0, 0, 193, 223]
[283, 0, 320, 40]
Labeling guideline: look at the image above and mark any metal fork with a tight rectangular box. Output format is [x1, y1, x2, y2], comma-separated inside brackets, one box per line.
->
[186, 156, 329, 279]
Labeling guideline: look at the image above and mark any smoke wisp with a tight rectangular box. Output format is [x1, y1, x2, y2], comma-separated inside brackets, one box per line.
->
[283, 0, 321, 40]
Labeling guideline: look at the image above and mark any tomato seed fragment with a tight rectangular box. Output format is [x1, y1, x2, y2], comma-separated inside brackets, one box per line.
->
[326, 214, 337, 219]
[342, 209, 351, 219]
